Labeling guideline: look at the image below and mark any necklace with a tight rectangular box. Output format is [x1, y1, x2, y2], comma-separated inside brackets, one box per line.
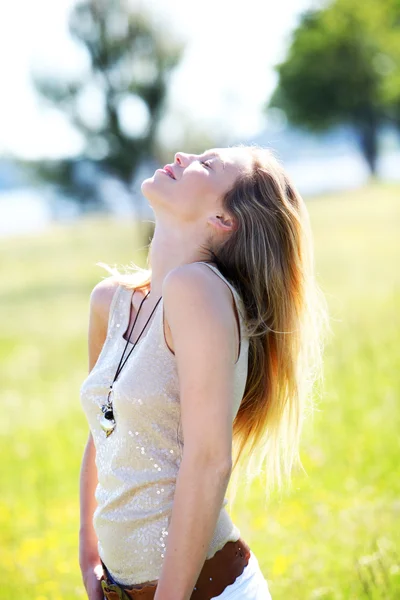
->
[100, 289, 162, 437]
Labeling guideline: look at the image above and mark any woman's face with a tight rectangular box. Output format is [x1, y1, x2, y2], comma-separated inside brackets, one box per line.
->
[141, 147, 252, 224]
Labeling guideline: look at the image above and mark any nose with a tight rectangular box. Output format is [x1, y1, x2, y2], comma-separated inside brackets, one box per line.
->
[174, 152, 190, 166]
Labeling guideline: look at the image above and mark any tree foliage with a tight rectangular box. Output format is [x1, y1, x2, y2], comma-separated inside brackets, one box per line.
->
[269, 0, 400, 174]
[31, 0, 183, 205]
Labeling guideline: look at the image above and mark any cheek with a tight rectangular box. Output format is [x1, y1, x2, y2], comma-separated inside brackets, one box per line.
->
[179, 172, 218, 202]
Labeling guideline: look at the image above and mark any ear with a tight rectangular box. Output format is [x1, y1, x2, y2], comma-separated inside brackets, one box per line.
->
[208, 214, 236, 233]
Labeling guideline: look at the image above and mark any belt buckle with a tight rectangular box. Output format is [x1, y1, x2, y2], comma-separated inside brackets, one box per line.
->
[101, 568, 134, 600]
[101, 577, 127, 599]
[101, 574, 157, 600]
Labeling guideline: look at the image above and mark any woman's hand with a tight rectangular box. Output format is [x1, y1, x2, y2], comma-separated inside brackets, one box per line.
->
[81, 561, 105, 600]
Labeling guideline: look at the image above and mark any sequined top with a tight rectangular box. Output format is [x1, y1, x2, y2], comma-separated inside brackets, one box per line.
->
[79, 261, 250, 586]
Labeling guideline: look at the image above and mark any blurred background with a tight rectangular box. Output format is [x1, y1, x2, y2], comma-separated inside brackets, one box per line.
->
[1, 0, 399, 598]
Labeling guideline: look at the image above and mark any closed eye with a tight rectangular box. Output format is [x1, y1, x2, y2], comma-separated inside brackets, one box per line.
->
[201, 160, 212, 169]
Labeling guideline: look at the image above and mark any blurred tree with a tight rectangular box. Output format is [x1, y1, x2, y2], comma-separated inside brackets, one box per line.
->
[269, 0, 400, 175]
[31, 0, 182, 211]
[380, 0, 400, 128]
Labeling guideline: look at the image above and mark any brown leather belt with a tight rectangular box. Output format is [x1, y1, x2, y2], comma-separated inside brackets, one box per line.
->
[100, 536, 251, 600]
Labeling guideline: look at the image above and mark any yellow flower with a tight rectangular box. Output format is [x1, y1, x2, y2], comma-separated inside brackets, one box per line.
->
[272, 554, 289, 577]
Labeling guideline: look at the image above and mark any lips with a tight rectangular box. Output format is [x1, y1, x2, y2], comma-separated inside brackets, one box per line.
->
[162, 165, 176, 180]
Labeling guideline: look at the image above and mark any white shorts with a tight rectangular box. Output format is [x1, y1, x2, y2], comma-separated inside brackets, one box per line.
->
[210, 550, 272, 599]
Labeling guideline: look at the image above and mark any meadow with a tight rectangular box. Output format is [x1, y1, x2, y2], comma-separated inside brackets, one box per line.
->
[1, 181, 399, 599]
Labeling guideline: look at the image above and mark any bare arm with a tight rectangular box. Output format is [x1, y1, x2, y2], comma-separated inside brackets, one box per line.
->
[79, 431, 100, 570]
[79, 277, 119, 596]
[154, 265, 238, 600]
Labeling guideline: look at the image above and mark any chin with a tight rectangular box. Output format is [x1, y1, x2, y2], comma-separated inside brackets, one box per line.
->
[140, 176, 157, 198]
[141, 178, 169, 206]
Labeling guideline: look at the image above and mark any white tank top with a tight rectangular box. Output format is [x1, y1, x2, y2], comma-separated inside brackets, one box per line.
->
[79, 261, 250, 586]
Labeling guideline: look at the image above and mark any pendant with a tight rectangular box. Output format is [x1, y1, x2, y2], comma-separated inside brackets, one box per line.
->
[100, 407, 116, 437]
[100, 401, 116, 437]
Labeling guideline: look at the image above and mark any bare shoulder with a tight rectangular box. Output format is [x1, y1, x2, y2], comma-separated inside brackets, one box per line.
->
[87, 276, 121, 371]
[163, 262, 232, 318]
[162, 263, 240, 363]
[90, 276, 121, 323]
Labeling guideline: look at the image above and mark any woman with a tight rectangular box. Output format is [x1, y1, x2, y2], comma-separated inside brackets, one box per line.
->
[79, 145, 328, 600]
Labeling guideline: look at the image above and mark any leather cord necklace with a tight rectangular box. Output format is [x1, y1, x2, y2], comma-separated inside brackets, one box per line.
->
[100, 289, 162, 437]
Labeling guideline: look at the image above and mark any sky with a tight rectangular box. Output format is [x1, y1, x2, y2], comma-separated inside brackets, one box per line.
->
[0, 0, 313, 160]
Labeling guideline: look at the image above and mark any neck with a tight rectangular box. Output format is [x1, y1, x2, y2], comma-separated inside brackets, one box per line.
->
[147, 220, 216, 298]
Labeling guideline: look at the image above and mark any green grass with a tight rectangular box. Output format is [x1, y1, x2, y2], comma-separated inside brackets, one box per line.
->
[1, 182, 399, 599]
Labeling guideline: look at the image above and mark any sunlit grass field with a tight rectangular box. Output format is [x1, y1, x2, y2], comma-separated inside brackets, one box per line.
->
[1, 181, 399, 599]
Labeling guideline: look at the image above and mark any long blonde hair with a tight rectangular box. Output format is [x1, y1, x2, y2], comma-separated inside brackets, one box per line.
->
[100, 144, 330, 502]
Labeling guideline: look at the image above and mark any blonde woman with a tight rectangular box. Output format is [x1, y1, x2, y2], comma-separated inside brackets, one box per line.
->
[79, 145, 328, 600]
